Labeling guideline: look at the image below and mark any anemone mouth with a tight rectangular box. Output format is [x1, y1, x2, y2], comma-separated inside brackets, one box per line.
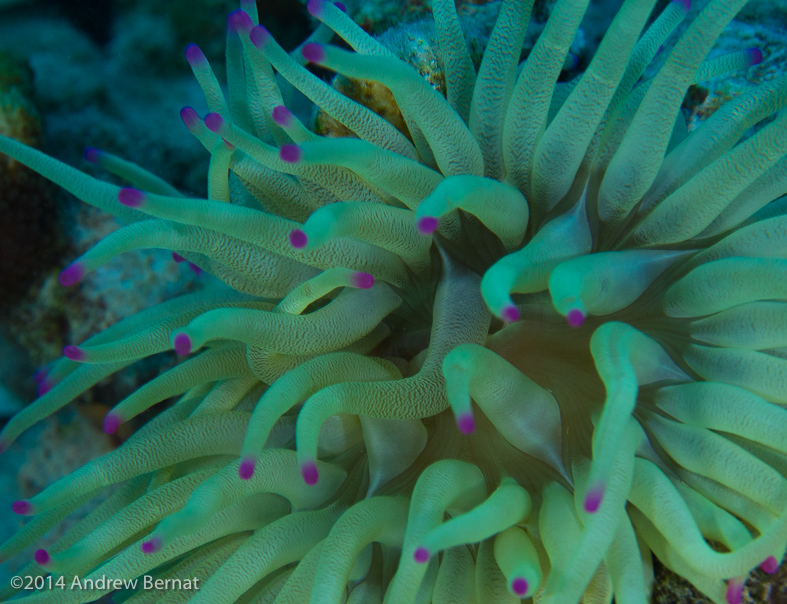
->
[0, 0, 785, 602]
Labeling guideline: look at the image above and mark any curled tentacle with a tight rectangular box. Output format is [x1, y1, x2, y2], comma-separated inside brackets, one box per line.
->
[385, 460, 488, 603]
[295, 254, 490, 482]
[442, 344, 564, 473]
[586, 322, 685, 512]
[494, 526, 542, 598]
[413, 478, 532, 564]
[480, 194, 591, 321]
[310, 497, 409, 603]
[548, 249, 690, 325]
[170, 285, 401, 356]
[240, 352, 400, 480]
[414, 175, 528, 250]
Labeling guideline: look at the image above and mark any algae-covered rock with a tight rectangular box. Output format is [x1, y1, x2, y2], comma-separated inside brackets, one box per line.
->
[0, 51, 60, 313]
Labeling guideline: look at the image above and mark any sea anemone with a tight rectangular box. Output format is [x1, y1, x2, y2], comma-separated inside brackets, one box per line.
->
[1, 0, 787, 602]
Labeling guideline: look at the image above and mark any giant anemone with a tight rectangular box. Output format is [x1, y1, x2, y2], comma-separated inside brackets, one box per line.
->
[1, 0, 787, 602]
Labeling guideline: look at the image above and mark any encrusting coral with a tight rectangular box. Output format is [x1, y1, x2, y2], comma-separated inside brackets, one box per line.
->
[1, 0, 787, 602]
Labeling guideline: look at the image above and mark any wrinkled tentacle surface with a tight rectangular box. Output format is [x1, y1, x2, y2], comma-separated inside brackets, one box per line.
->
[0, 0, 785, 603]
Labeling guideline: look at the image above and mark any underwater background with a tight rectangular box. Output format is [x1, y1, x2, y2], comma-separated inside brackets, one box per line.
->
[0, 0, 787, 602]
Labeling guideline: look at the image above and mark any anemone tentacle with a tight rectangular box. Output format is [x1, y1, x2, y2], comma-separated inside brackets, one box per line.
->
[1, 0, 786, 602]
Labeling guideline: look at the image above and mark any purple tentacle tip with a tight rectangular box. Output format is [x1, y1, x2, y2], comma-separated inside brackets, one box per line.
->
[59, 263, 85, 287]
[180, 107, 200, 129]
[271, 105, 293, 127]
[289, 229, 308, 249]
[566, 308, 585, 328]
[417, 216, 439, 235]
[204, 112, 224, 133]
[34, 549, 51, 566]
[280, 144, 302, 163]
[334, 1, 346, 11]
[511, 577, 529, 597]
[748, 48, 764, 66]
[676, 0, 691, 12]
[172, 252, 185, 263]
[37, 379, 53, 396]
[413, 547, 430, 564]
[141, 536, 162, 554]
[249, 25, 270, 48]
[457, 413, 475, 435]
[352, 272, 374, 289]
[725, 579, 743, 604]
[187, 262, 203, 275]
[12, 500, 31, 515]
[103, 413, 122, 435]
[174, 332, 193, 356]
[84, 147, 102, 164]
[501, 305, 520, 323]
[34, 367, 48, 385]
[306, 0, 324, 17]
[761, 556, 779, 574]
[185, 44, 206, 66]
[63, 345, 86, 362]
[228, 10, 253, 33]
[239, 457, 256, 480]
[118, 187, 146, 208]
[301, 42, 326, 64]
[584, 486, 604, 513]
[301, 461, 319, 486]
